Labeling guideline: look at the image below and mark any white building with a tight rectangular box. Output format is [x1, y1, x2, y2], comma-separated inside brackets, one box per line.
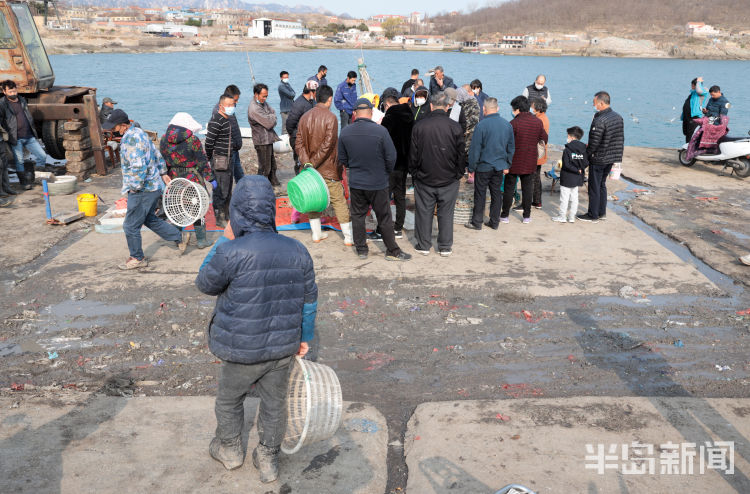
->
[144, 23, 198, 37]
[248, 18, 308, 39]
[686, 22, 720, 36]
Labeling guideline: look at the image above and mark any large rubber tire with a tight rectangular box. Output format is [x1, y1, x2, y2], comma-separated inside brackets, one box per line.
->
[678, 148, 695, 167]
[42, 120, 66, 160]
[735, 158, 750, 178]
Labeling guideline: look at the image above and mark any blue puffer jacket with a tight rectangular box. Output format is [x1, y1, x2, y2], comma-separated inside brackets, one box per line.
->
[334, 80, 357, 115]
[195, 176, 318, 364]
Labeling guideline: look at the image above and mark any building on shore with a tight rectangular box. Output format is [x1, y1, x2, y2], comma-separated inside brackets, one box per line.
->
[143, 23, 198, 37]
[248, 18, 308, 39]
[498, 34, 525, 49]
[686, 22, 720, 37]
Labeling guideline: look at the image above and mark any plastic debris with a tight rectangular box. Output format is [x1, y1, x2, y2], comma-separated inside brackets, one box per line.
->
[129, 341, 140, 349]
[619, 285, 651, 304]
[344, 418, 379, 433]
[736, 309, 750, 316]
[69, 288, 87, 301]
[47, 351, 58, 360]
[673, 340, 684, 348]
[495, 413, 511, 421]
[715, 365, 731, 372]
[10, 383, 25, 391]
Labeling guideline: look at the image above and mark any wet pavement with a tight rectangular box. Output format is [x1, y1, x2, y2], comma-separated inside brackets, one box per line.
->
[1, 146, 749, 493]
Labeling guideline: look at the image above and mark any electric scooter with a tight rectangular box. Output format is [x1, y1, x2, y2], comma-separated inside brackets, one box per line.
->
[678, 130, 750, 178]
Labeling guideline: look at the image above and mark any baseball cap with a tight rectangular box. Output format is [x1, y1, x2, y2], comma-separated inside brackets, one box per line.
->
[305, 80, 319, 91]
[355, 98, 373, 110]
[101, 109, 129, 130]
[102, 97, 117, 105]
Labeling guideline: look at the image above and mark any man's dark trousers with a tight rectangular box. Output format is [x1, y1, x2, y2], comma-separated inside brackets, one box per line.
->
[413, 180, 460, 252]
[255, 144, 278, 184]
[471, 169, 503, 228]
[214, 356, 292, 448]
[213, 170, 233, 217]
[586, 163, 613, 219]
[340, 110, 352, 130]
[501, 173, 533, 219]
[123, 189, 181, 260]
[389, 169, 408, 231]
[231, 150, 244, 182]
[350, 187, 401, 257]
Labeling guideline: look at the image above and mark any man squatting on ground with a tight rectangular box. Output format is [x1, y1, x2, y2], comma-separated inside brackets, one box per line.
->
[196, 176, 318, 483]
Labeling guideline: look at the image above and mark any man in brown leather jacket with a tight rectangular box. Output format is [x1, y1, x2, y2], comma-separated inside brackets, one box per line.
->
[295, 85, 353, 245]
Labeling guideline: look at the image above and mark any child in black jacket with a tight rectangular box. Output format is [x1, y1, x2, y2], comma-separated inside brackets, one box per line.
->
[552, 126, 589, 223]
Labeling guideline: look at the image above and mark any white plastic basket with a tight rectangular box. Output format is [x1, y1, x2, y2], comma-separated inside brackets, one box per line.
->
[281, 356, 343, 455]
[162, 177, 209, 227]
[609, 162, 622, 180]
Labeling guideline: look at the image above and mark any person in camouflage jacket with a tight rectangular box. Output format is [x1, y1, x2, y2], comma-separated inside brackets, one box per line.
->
[457, 86, 480, 181]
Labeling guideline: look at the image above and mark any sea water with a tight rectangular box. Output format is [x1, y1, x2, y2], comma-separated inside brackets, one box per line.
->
[51, 49, 750, 147]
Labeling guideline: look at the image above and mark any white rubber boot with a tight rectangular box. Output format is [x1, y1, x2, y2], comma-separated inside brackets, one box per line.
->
[310, 218, 328, 243]
[340, 222, 353, 246]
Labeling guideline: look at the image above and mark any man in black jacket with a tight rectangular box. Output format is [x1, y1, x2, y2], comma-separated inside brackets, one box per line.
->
[286, 80, 318, 174]
[401, 68, 420, 97]
[212, 85, 244, 183]
[578, 91, 624, 223]
[0, 80, 47, 190]
[196, 176, 317, 483]
[409, 92, 466, 256]
[339, 98, 411, 261]
[381, 95, 414, 238]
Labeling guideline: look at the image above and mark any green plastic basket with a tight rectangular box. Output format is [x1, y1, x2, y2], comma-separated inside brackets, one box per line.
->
[287, 164, 330, 213]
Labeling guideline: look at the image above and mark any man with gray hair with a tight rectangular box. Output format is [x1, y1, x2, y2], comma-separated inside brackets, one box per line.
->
[522, 74, 551, 106]
[409, 91, 465, 257]
[429, 66, 457, 95]
[465, 97, 515, 230]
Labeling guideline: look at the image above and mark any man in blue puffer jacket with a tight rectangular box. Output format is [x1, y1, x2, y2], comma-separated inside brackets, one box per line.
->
[334, 71, 358, 130]
[196, 175, 318, 483]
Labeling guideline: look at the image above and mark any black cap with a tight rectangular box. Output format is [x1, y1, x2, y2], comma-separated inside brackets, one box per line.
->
[355, 98, 373, 110]
[101, 109, 129, 130]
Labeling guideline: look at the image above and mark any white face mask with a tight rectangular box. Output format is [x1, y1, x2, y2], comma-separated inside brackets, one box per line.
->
[535, 83, 544, 90]
[415, 97, 426, 107]
[224, 106, 236, 116]
[473, 88, 480, 95]
[282, 78, 289, 84]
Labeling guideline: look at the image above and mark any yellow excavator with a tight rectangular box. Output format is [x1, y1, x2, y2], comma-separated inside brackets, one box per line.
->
[0, 0, 106, 173]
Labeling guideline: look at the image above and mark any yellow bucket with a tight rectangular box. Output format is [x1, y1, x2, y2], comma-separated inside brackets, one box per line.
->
[77, 193, 98, 216]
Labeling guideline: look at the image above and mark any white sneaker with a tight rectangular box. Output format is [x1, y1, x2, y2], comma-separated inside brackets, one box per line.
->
[551, 216, 567, 223]
[740, 254, 750, 266]
[567, 217, 576, 223]
[439, 250, 452, 257]
[415, 249, 430, 256]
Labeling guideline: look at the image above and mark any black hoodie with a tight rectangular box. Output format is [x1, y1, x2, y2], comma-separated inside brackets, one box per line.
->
[381, 103, 414, 171]
[560, 139, 588, 188]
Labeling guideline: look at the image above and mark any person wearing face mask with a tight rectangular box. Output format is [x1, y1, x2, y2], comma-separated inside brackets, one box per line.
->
[470, 79, 491, 120]
[306, 65, 328, 90]
[206, 94, 237, 226]
[522, 74, 551, 106]
[248, 83, 281, 186]
[0, 80, 48, 190]
[334, 71, 358, 130]
[411, 86, 431, 122]
[102, 109, 189, 270]
[212, 85, 244, 183]
[277, 71, 295, 135]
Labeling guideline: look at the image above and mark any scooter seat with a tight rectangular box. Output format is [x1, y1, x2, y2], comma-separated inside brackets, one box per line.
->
[719, 136, 748, 143]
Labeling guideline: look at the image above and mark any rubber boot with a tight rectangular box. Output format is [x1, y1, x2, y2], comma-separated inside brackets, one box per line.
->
[310, 218, 328, 243]
[16, 170, 30, 191]
[209, 436, 244, 470]
[195, 224, 209, 249]
[340, 222, 353, 246]
[252, 443, 280, 483]
[214, 209, 225, 227]
[25, 169, 35, 189]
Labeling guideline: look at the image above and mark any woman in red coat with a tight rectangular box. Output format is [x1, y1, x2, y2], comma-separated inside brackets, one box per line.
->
[500, 96, 548, 223]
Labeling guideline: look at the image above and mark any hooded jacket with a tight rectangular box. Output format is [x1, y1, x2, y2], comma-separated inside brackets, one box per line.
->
[381, 103, 414, 172]
[560, 139, 588, 188]
[159, 124, 213, 184]
[409, 109, 466, 187]
[196, 176, 318, 365]
[411, 89, 431, 122]
[296, 103, 342, 180]
[0, 95, 37, 146]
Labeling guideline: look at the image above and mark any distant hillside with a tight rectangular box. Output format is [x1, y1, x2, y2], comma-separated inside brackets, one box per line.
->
[73, 0, 333, 15]
[434, 0, 750, 36]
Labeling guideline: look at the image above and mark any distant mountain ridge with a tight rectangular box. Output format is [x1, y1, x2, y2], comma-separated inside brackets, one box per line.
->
[73, 0, 333, 15]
